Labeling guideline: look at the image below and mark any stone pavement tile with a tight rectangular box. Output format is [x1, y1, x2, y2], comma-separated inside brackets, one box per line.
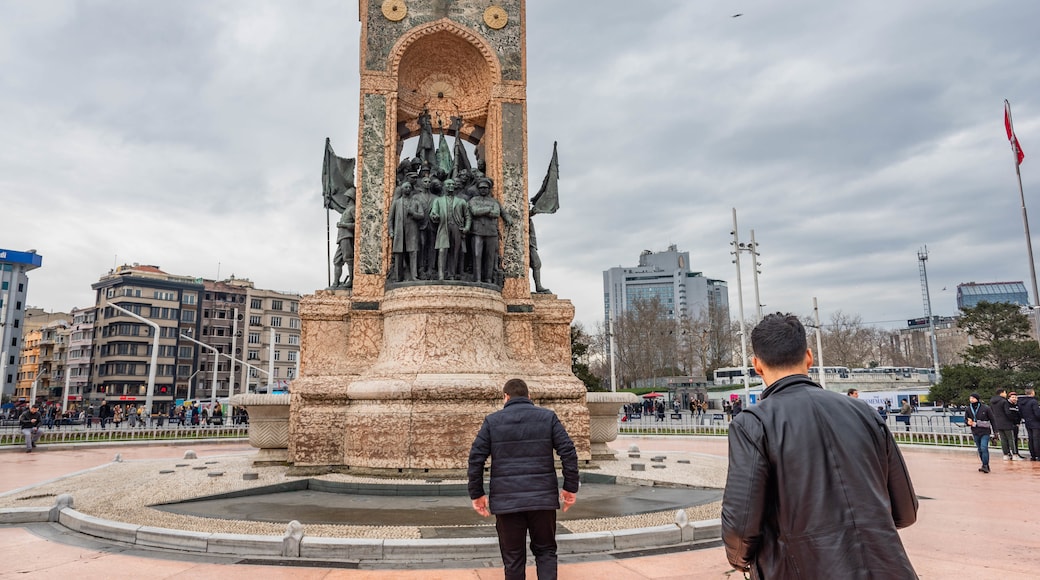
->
[607, 548, 732, 580]
[322, 570, 485, 579]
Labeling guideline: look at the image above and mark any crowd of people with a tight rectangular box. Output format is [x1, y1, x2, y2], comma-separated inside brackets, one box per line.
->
[8, 399, 248, 453]
[965, 387, 1040, 472]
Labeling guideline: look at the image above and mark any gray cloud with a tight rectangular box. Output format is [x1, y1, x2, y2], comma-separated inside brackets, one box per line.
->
[3, 0, 1039, 335]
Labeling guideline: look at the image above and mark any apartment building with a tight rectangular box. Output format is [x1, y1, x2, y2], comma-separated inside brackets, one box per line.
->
[241, 285, 301, 394]
[90, 264, 203, 414]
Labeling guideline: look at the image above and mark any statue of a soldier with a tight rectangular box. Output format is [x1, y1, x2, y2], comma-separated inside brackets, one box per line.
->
[322, 138, 356, 289]
[332, 188, 356, 288]
[468, 176, 512, 285]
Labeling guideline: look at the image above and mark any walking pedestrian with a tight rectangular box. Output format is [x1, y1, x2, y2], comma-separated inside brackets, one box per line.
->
[468, 378, 579, 580]
[990, 389, 1018, 460]
[965, 393, 995, 473]
[721, 313, 918, 578]
[1018, 388, 1040, 461]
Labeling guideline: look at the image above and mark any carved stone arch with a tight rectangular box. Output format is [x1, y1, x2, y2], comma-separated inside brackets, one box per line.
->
[389, 19, 502, 144]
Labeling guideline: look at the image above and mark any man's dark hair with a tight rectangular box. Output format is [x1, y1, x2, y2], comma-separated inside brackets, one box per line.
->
[503, 378, 529, 398]
[997, 388, 1007, 396]
[750, 313, 808, 368]
[847, 388, 858, 396]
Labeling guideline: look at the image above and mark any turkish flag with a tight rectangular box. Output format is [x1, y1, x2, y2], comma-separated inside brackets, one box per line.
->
[1006, 100, 1025, 165]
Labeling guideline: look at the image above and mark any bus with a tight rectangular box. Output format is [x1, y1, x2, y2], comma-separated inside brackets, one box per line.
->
[809, 366, 851, 379]
[713, 366, 761, 385]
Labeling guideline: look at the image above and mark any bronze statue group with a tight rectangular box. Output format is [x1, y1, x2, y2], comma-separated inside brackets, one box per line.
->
[323, 110, 558, 293]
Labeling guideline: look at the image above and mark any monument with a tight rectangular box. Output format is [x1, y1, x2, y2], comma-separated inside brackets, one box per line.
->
[287, 0, 591, 476]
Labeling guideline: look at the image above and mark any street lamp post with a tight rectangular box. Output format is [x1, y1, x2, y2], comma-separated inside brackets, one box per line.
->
[108, 303, 159, 424]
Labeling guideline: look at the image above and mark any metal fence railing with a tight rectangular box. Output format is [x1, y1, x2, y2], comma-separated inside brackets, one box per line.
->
[0, 424, 248, 448]
[617, 410, 1026, 450]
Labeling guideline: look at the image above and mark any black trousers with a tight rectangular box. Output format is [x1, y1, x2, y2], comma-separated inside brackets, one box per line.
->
[1028, 427, 1040, 459]
[997, 429, 1016, 456]
[495, 509, 558, 580]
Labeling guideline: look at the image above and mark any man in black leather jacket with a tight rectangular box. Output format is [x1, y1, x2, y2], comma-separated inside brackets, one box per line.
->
[722, 313, 918, 579]
[468, 378, 579, 580]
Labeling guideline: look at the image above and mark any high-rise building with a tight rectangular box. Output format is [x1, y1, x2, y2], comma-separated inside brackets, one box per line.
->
[1, 248, 42, 397]
[90, 264, 203, 413]
[603, 245, 729, 324]
[956, 281, 1029, 310]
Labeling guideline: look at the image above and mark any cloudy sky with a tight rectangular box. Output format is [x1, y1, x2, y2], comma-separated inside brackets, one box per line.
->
[3, 0, 1039, 332]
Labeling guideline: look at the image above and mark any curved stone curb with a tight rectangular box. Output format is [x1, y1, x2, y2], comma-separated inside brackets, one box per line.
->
[0, 495, 722, 564]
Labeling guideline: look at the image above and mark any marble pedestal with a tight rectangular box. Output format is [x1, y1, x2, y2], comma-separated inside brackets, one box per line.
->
[230, 394, 291, 465]
[288, 286, 591, 476]
[586, 391, 639, 460]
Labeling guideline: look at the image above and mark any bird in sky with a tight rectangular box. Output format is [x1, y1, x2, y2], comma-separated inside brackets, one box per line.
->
[732, 13, 743, 18]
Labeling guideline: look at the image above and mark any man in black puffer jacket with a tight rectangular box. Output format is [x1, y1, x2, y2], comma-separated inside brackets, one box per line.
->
[990, 389, 1017, 460]
[722, 313, 919, 579]
[468, 378, 579, 580]
[1019, 388, 1040, 460]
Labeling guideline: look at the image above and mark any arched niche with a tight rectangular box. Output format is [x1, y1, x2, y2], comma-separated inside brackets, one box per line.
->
[391, 21, 502, 145]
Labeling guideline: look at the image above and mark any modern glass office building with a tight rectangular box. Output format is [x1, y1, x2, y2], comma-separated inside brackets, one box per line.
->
[603, 245, 729, 324]
[956, 281, 1029, 310]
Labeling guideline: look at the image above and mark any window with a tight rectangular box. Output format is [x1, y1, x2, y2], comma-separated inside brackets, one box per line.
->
[289, 318, 300, 329]
[251, 298, 262, 309]
[274, 350, 281, 361]
[288, 335, 300, 345]
[274, 333, 282, 344]
[287, 352, 297, 362]
[178, 346, 193, 358]
[182, 293, 197, 305]
[248, 332, 260, 344]
[271, 316, 282, 327]
[1, 281, 6, 290]
[289, 301, 298, 313]
[247, 349, 259, 360]
[181, 310, 195, 322]
[249, 315, 261, 326]
[271, 300, 283, 311]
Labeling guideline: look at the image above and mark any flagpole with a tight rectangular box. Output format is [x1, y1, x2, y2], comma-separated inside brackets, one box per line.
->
[1006, 100, 1040, 342]
[326, 206, 332, 288]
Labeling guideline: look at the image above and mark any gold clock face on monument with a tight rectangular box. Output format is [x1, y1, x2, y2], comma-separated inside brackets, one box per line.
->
[382, 0, 407, 22]
[483, 5, 508, 29]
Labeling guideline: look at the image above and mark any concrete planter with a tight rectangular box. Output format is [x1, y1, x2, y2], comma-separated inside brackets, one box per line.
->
[230, 394, 291, 465]
[585, 391, 639, 460]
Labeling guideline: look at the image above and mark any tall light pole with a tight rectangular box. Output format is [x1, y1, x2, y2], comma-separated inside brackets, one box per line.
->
[749, 230, 763, 323]
[813, 297, 826, 390]
[731, 209, 750, 406]
[917, 247, 942, 381]
[228, 307, 239, 417]
[186, 369, 202, 401]
[109, 303, 159, 423]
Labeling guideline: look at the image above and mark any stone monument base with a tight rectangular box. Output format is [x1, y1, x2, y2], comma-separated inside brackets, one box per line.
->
[288, 286, 591, 476]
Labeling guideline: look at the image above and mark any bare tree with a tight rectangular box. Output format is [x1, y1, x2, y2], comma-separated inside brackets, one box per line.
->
[819, 311, 874, 367]
[609, 297, 676, 388]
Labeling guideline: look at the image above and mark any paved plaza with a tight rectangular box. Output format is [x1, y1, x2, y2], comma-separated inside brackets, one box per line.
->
[2, 436, 1040, 579]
